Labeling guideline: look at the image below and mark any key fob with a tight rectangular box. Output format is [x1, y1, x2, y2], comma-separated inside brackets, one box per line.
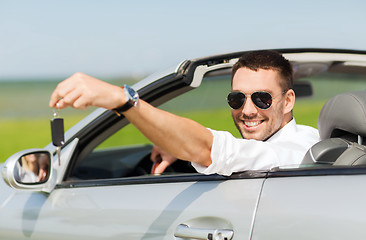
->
[51, 118, 65, 146]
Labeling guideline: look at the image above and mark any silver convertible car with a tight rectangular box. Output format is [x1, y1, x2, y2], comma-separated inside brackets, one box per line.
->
[2, 49, 366, 239]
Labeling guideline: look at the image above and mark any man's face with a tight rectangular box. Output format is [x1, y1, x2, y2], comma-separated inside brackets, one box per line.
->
[231, 67, 288, 141]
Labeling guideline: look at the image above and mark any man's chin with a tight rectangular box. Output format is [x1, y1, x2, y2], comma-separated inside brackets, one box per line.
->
[242, 128, 278, 141]
[240, 126, 269, 141]
[235, 122, 267, 140]
[240, 126, 264, 140]
[242, 132, 265, 141]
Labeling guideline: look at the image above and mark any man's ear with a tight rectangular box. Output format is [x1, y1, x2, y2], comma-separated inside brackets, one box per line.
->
[283, 89, 295, 114]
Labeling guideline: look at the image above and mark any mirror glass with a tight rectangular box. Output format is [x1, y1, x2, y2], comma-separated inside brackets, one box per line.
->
[14, 152, 51, 184]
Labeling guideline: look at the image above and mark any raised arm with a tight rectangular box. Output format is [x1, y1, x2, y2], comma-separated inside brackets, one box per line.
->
[49, 72, 213, 167]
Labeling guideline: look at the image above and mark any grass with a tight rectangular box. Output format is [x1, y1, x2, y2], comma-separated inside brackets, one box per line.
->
[0, 115, 90, 161]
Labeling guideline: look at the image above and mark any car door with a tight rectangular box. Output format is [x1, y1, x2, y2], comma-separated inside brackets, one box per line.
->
[251, 168, 366, 240]
[0, 171, 265, 239]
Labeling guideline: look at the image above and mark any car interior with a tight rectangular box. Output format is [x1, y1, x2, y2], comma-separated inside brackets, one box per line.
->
[72, 144, 197, 180]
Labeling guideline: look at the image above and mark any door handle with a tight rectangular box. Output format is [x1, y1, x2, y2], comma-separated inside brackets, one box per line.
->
[174, 224, 234, 240]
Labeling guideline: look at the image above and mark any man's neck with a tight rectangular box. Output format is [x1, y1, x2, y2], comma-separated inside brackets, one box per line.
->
[264, 115, 293, 141]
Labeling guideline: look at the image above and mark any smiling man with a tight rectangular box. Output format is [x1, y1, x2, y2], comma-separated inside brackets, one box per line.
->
[49, 50, 319, 176]
[189, 51, 319, 175]
[230, 51, 295, 141]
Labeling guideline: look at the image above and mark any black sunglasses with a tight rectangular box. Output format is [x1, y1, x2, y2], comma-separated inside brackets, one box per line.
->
[227, 90, 287, 110]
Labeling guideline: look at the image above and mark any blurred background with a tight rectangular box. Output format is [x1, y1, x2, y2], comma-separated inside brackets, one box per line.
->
[1, 0, 366, 161]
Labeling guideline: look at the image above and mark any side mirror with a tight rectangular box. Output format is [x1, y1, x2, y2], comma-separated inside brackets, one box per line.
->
[2, 149, 52, 190]
[15, 152, 51, 184]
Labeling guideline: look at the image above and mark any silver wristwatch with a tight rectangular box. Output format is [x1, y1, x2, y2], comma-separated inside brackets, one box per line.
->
[114, 84, 139, 115]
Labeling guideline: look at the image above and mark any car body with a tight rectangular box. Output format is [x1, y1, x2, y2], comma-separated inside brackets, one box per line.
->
[2, 48, 366, 239]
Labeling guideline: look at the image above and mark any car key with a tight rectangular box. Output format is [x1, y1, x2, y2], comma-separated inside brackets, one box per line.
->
[50, 103, 65, 166]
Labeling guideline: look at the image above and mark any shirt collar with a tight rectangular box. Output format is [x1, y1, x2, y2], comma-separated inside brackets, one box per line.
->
[266, 118, 296, 142]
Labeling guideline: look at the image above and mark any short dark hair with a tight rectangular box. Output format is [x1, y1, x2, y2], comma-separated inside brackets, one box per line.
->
[232, 50, 293, 91]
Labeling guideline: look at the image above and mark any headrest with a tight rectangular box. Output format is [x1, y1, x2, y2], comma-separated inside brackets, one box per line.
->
[318, 90, 366, 140]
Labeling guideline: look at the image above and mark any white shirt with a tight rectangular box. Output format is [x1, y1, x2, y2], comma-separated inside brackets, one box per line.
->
[192, 119, 320, 176]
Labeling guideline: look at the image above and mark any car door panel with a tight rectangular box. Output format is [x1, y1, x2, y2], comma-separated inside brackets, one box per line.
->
[0, 178, 264, 239]
[252, 175, 366, 240]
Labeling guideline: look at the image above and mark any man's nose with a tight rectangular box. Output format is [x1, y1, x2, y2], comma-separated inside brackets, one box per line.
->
[241, 97, 258, 116]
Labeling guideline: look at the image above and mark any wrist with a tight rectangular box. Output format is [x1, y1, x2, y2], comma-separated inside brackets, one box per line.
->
[113, 85, 127, 108]
[113, 85, 139, 116]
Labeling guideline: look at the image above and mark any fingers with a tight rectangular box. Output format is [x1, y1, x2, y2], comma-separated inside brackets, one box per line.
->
[49, 72, 126, 110]
[49, 88, 64, 108]
[150, 145, 179, 174]
[150, 148, 162, 174]
[151, 161, 159, 174]
[49, 74, 79, 109]
[38, 169, 47, 181]
[152, 160, 170, 174]
[150, 145, 161, 162]
[61, 89, 82, 108]
[49, 72, 93, 109]
[61, 89, 91, 109]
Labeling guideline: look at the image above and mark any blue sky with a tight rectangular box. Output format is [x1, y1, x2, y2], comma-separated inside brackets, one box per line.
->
[1, 0, 365, 80]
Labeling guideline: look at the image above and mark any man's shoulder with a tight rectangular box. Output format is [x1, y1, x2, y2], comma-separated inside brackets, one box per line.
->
[293, 123, 320, 146]
[296, 123, 317, 130]
[273, 120, 319, 144]
[295, 123, 319, 135]
[286, 119, 319, 136]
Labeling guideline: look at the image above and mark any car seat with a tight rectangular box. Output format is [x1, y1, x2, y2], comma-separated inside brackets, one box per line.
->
[302, 90, 366, 166]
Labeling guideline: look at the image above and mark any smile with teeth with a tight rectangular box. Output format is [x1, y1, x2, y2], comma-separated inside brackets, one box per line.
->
[244, 120, 263, 127]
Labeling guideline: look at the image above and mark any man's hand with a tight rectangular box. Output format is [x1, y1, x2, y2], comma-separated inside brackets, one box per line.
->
[151, 145, 177, 174]
[49, 72, 125, 110]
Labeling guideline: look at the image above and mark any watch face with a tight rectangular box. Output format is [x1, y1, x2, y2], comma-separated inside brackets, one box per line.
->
[126, 86, 136, 98]
[124, 85, 139, 103]
[114, 85, 139, 114]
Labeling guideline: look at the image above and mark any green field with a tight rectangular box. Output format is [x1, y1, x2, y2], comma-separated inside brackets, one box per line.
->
[0, 75, 364, 163]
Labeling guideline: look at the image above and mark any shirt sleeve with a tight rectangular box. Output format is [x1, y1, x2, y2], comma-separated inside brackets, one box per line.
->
[192, 129, 280, 176]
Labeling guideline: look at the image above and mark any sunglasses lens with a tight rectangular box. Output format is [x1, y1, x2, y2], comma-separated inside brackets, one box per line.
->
[227, 92, 245, 109]
[252, 92, 272, 109]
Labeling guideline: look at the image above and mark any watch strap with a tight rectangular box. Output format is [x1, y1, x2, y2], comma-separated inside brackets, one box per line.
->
[114, 101, 134, 115]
